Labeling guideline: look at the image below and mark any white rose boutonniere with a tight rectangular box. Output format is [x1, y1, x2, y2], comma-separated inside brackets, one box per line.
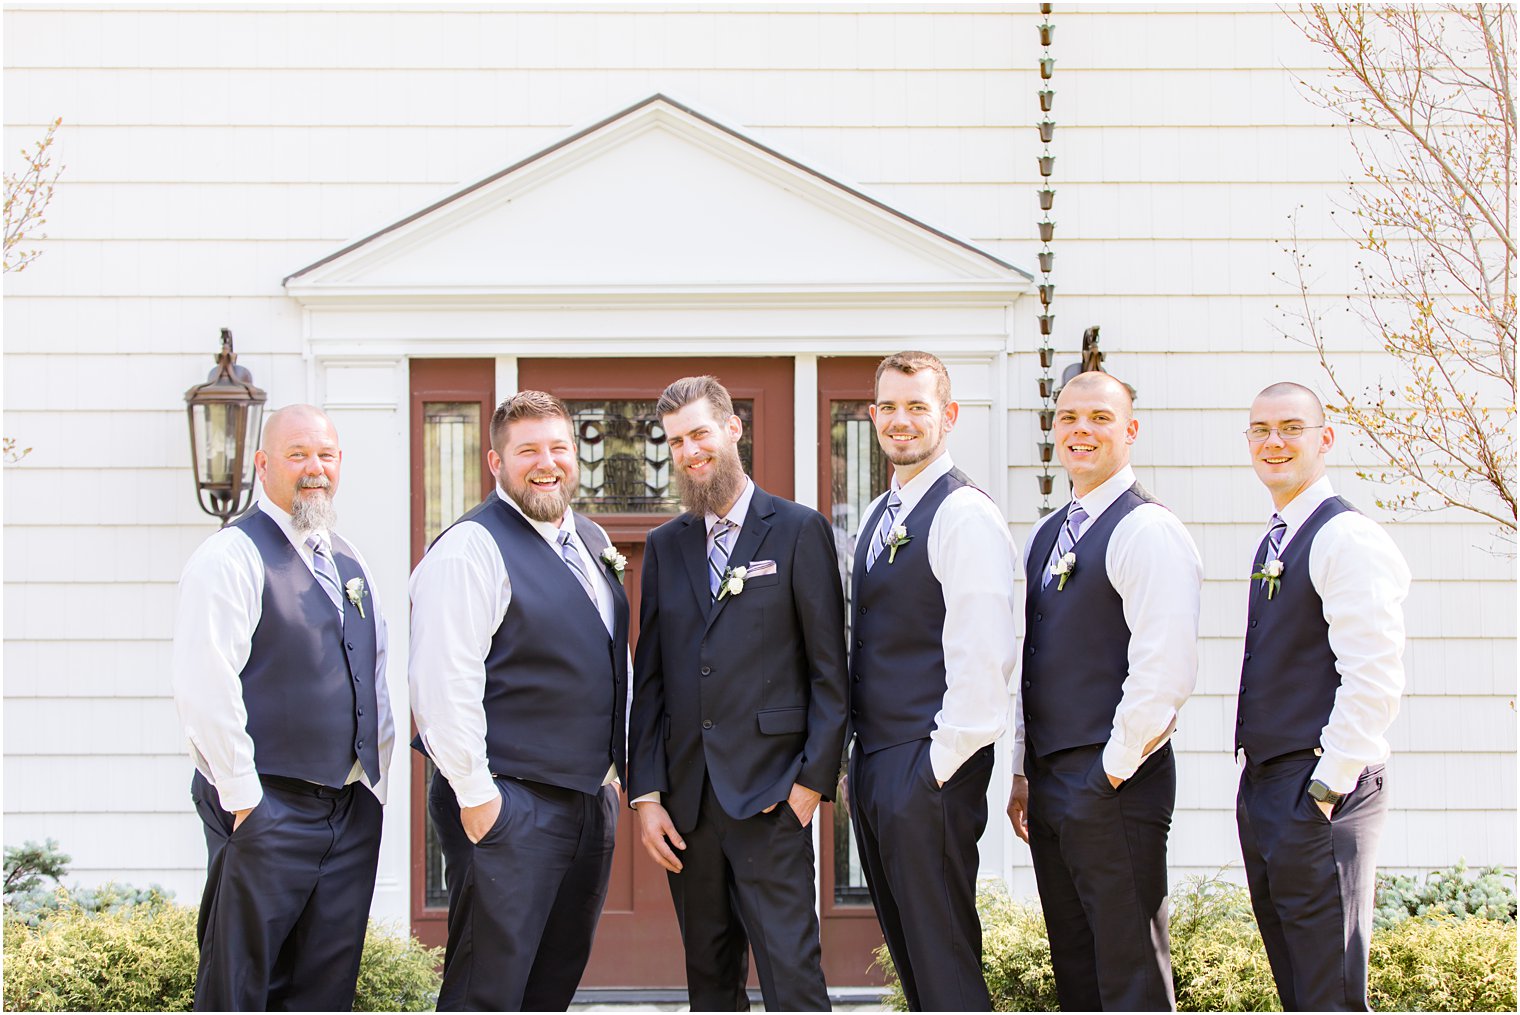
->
[717, 565, 748, 601]
[1050, 551, 1077, 591]
[1251, 558, 1284, 599]
[345, 577, 368, 618]
[885, 524, 913, 564]
[600, 546, 627, 584]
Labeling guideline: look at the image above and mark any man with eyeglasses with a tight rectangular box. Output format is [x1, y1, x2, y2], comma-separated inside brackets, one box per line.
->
[1235, 382, 1410, 1012]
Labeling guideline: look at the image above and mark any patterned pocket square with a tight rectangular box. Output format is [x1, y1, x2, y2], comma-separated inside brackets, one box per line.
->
[744, 559, 778, 577]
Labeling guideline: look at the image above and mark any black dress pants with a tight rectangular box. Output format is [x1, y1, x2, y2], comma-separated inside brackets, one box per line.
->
[430, 771, 618, 1012]
[1237, 756, 1387, 1012]
[1026, 743, 1176, 1012]
[666, 779, 829, 1012]
[850, 739, 995, 1013]
[191, 772, 382, 1012]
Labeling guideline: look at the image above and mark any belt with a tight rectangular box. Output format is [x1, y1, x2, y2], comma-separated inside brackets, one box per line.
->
[260, 774, 350, 798]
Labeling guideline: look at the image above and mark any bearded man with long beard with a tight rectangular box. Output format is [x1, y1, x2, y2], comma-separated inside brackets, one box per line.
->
[628, 375, 848, 1012]
[172, 404, 395, 1011]
[409, 390, 629, 1011]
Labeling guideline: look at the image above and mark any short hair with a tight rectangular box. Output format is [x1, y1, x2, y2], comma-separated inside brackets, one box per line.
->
[1059, 370, 1135, 415]
[655, 375, 735, 422]
[490, 390, 572, 449]
[1254, 381, 1325, 422]
[874, 351, 952, 406]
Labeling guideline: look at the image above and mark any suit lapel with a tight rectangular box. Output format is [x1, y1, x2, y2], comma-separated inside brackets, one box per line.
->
[704, 487, 775, 635]
[678, 513, 712, 614]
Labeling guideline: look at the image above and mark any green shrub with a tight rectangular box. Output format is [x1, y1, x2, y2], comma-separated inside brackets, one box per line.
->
[3, 901, 441, 1013]
[1169, 874, 1281, 1012]
[1375, 861, 1517, 929]
[875, 873, 1517, 1013]
[1369, 915, 1517, 1012]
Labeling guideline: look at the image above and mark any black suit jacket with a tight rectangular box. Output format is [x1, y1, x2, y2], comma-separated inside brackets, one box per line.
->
[628, 485, 849, 833]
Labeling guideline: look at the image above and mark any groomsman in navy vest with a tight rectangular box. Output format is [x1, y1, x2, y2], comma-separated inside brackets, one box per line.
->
[172, 404, 394, 1012]
[1236, 382, 1409, 1012]
[410, 390, 629, 1012]
[848, 351, 1020, 1012]
[628, 375, 848, 1011]
[1006, 371, 1201, 1011]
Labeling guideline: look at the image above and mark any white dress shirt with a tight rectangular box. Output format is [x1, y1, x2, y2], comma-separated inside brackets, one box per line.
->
[857, 453, 1022, 786]
[170, 496, 394, 813]
[409, 487, 621, 810]
[1270, 476, 1411, 793]
[631, 477, 758, 809]
[1012, 464, 1202, 781]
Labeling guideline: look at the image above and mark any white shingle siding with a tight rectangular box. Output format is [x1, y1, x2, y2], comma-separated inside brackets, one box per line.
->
[5, 4, 1512, 915]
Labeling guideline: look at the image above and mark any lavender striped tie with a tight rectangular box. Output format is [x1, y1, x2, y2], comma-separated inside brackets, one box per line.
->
[1263, 514, 1288, 565]
[865, 492, 903, 571]
[305, 534, 345, 614]
[1042, 501, 1088, 587]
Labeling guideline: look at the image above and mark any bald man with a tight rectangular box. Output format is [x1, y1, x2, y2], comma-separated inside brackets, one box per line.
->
[172, 404, 394, 1011]
[1007, 372, 1201, 1011]
[1236, 383, 1409, 1011]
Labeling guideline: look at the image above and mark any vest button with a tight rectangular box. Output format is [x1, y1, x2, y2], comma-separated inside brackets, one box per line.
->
[357, 740, 364, 748]
[856, 639, 863, 650]
[347, 642, 355, 651]
[700, 666, 711, 676]
[851, 708, 860, 717]
[701, 720, 713, 730]
[1023, 680, 1031, 690]
[1244, 652, 1252, 661]
[358, 708, 364, 716]
[1236, 717, 1244, 726]
[1035, 613, 1043, 622]
[860, 606, 868, 615]
[1029, 646, 1037, 655]
[853, 674, 861, 683]
[1249, 620, 1258, 629]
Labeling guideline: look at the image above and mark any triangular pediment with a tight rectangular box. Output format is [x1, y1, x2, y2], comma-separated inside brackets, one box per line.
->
[284, 95, 1029, 298]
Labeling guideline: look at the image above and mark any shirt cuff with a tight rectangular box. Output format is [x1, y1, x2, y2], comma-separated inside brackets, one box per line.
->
[448, 769, 499, 810]
[928, 740, 963, 786]
[1311, 754, 1366, 795]
[212, 772, 264, 813]
[631, 791, 661, 807]
[1102, 738, 1145, 782]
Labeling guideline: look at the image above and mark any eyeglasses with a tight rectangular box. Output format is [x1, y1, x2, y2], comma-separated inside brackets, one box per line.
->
[1245, 424, 1323, 442]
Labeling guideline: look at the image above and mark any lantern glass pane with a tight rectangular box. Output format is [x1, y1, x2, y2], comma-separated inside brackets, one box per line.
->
[195, 403, 239, 485]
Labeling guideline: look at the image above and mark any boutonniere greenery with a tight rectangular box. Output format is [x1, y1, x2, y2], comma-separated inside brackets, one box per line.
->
[600, 546, 627, 584]
[885, 524, 912, 564]
[1251, 558, 1284, 599]
[345, 577, 368, 618]
[1050, 551, 1076, 591]
[717, 565, 748, 601]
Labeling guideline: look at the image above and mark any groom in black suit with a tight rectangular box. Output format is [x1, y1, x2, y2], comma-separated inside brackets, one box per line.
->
[628, 375, 848, 1011]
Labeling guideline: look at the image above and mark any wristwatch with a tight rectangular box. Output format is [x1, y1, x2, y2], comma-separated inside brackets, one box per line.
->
[1306, 779, 1344, 807]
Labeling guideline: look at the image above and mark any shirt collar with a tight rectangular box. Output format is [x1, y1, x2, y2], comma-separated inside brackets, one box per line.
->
[705, 476, 756, 535]
[497, 485, 576, 548]
[258, 494, 328, 550]
[1273, 474, 1336, 540]
[1072, 464, 1137, 524]
[889, 451, 954, 515]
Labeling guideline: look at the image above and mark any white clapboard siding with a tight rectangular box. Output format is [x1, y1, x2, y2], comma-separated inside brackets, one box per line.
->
[4, 4, 1511, 909]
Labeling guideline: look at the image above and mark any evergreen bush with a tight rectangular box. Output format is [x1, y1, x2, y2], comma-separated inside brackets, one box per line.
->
[1374, 861, 1517, 929]
[875, 873, 1517, 1013]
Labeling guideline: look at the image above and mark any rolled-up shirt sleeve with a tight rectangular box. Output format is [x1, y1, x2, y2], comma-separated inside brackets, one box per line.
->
[170, 530, 265, 813]
[1103, 505, 1202, 781]
[1309, 513, 1410, 793]
[408, 521, 509, 809]
[927, 488, 1022, 785]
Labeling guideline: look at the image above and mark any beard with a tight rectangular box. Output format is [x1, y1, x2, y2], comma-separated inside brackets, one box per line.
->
[880, 425, 945, 468]
[289, 478, 338, 534]
[674, 441, 746, 518]
[502, 462, 579, 524]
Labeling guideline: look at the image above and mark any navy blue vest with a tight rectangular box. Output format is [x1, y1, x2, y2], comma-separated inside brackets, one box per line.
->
[428, 497, 629, 796]
[850, 468, 978, 754]
[233, 510, 380, 788]
[1022, 484, 1157, 759]
[1236, 496, 1355, 761]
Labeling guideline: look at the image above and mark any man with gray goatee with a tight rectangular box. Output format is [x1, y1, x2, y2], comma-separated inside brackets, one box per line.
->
[172, 404, 393, 1012]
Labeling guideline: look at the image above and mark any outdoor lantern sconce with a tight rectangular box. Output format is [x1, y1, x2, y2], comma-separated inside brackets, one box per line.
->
[184, 328, 267, 527]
